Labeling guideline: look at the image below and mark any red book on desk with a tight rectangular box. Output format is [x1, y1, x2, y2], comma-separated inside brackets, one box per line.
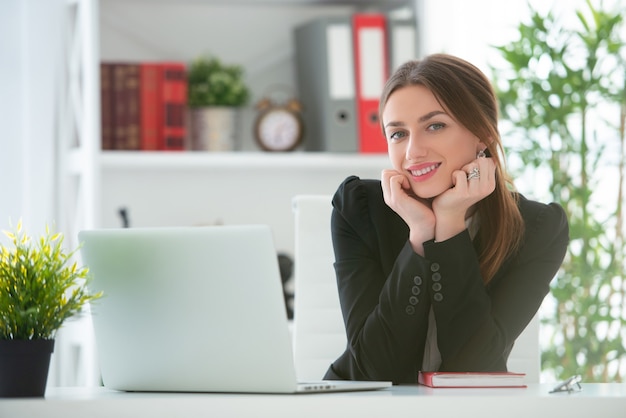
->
[418, 371, 527, 388]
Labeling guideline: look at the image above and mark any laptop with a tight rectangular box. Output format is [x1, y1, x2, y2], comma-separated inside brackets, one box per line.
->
[78, 225, 390, 394]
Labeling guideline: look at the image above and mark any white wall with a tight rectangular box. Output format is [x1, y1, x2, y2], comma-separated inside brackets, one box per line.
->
[0, 0, 25, 239]
[0, 0, 62, 238]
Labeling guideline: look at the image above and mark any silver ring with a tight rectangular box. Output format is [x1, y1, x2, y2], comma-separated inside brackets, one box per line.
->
[467, 167, 480, 180]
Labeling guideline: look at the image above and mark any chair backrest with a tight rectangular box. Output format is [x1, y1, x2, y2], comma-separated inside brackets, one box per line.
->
[291, 194, 540, 383]
[508, 313, 540, 382]
[292, 195, 346, 381]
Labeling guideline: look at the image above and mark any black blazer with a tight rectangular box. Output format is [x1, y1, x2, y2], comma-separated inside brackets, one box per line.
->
[323, 176, 569, 384]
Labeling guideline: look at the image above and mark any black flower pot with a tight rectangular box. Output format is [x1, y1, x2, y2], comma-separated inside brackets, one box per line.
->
[0, 339, 55, 397]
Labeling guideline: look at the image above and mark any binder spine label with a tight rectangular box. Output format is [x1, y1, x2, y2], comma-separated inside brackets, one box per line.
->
[327, 24, 354, 100]
[357, 28, 386, 100]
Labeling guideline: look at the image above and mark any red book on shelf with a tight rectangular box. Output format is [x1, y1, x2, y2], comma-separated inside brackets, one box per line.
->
[100, 63, 115, 150]
[352, 12, 389, 154]
[418, 371, 527, 388]
[159, 62, 187, 150]
[139, 63, 161, 151]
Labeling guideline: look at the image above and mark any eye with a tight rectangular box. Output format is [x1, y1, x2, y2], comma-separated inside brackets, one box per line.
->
[427, 122, 446, 131]
[388, 130, 407, 142]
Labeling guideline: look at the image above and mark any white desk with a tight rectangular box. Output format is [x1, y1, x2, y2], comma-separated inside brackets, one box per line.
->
[1, 384, 625, 418]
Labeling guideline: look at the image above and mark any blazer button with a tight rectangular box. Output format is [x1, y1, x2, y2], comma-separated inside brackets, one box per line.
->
[430, 263, 440, 272]
[432, 282, 442, 292]
[432, 272, 441, 282]
[409, 296, 419, 305]
[413, 276, 422, 285]
[433, 293, 443, 302]
[406, 305, 416, 315]
[412, 286, 421, 295]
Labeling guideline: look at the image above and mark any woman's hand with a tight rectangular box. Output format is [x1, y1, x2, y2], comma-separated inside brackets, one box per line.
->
[381, 169, 435, 255]
[432, 154, 496, 241]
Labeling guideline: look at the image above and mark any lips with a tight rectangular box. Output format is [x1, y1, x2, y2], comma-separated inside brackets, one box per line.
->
[408, 163, 441, 177]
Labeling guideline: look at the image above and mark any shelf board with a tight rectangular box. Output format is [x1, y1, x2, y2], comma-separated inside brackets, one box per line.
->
[99, 151, 389, 170]
[101, 0, 411, 7]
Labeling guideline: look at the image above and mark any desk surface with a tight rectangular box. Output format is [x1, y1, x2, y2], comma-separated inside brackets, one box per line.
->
[1, 384, 625, 418]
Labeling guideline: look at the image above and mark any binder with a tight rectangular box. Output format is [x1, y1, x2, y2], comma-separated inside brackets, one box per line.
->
[386, 14, 418, 73]
[352, 13, 389, 154]
[294, 17, 358, 152]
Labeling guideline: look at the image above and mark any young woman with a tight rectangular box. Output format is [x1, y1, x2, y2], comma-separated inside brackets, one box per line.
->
[323, 54, 569, 384]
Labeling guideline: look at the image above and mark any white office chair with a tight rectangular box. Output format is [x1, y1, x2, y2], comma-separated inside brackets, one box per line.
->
[292, 195, 346, 381]
[291, 194, 540, 383]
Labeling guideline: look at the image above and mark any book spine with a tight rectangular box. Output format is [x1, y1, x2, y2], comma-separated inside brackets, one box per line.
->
[112, 63, 127, 150]
[417, 371, 434, 387]
[140, 63, 161, 151]
[100, 63, 115, 150]
[159, 63, 187, 151]
[111, 63, 141, 150]
[125, 64, 141, 150]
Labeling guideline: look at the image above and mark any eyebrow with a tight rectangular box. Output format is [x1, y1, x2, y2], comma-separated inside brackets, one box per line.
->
[384, 110, 447, 129]
[418, 110, 447, 122]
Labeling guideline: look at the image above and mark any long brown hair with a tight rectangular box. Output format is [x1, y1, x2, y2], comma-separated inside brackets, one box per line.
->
[379, 54, 524, 283]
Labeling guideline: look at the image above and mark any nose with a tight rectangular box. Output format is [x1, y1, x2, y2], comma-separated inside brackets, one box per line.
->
[405, 134, 427, 160]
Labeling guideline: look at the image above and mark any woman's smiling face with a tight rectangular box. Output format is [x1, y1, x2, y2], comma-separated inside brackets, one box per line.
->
[382, 84, 481, 199]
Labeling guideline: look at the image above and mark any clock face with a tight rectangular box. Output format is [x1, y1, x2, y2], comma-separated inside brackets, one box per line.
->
[256, 108, 302, 151]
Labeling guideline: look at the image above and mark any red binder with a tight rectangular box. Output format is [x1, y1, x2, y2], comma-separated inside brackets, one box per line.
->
[352, 13, 389, 154]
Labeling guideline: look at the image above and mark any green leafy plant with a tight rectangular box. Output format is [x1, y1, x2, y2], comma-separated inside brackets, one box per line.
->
[0, 221, 102, 340]
[493, 0, 625, 382]
[187, 55, 250, 107]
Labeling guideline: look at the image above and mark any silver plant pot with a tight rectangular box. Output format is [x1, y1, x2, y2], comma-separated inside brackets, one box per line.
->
[189, 107, 240, 151]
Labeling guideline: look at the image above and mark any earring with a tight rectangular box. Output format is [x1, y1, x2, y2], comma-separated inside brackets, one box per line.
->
[477, 149, 487, 158]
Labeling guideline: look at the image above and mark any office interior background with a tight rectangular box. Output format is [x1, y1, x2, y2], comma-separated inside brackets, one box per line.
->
[0, 0, 624, 386]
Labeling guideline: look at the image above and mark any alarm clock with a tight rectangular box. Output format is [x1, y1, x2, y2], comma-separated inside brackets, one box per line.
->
[253, 96, 304, 152]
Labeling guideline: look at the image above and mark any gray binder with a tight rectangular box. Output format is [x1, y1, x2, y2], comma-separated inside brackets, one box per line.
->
[294, 17, 358, 152]
[386, 14, 418, 74]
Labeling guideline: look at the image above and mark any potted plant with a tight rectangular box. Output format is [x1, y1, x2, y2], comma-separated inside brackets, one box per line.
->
[187, 55, 250, 151]
[492, 1, 625, 382]
[0, 221, 102, 397]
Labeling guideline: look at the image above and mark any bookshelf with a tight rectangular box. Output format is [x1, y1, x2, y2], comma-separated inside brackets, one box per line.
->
[61, 0, 415, 247]
[51, 0, 415, 388]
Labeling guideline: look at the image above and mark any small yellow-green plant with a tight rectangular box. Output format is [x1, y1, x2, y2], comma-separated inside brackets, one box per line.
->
[0, 221, 102, 340]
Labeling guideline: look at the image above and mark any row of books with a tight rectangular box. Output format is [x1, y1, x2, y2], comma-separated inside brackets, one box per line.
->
[294, 12, 418, 153]
[100, 62, 187, 151]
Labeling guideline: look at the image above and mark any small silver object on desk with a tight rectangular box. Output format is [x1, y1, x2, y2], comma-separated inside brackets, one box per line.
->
[550, 375, 582, 393]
